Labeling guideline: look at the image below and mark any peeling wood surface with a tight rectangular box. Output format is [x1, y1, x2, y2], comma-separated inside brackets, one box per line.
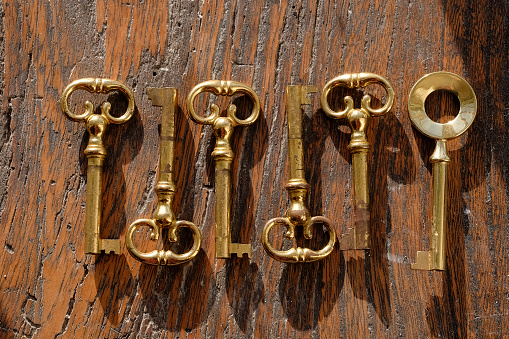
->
[1, 0, 509, 338]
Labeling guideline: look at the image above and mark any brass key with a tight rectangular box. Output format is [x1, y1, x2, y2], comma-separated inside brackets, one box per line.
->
[60, 78, 135, 254]
[321, 73, 394, 250]
[409, 72, 477, 270]
[125, 88, 201, 265]
[186, 80, 260, 259]
[262, 85, 336, 262]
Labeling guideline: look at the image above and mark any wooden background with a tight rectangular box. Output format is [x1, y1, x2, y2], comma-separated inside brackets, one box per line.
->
[1, 0, 508, 337]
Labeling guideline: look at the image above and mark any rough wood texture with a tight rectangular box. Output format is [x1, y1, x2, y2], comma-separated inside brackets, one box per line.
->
[1, 0, 508, 337]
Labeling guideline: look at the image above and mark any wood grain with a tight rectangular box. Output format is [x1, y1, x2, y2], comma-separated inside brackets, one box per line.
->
[1, 0, 508, 338]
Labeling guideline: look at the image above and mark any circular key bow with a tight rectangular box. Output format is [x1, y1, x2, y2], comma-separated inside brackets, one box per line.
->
[408, 71, 476, 140]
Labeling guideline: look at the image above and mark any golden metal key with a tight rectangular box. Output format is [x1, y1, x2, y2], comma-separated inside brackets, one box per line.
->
[186, 80, 260, 259]
[409, 72, 477, 271]
[60, 78, 135, 254]
[321, 73, 394, 250]
[262, 86, 336, 263]
[125, 88, 201, 265]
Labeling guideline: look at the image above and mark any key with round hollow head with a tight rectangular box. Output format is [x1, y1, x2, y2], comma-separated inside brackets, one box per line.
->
[409, 71, 477, 271]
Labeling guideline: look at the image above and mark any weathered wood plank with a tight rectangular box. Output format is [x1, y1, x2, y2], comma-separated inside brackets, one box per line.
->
[1, 0, 508, 338]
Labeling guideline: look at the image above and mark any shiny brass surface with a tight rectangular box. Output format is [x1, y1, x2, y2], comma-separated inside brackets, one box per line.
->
[60, 78, 135, 254]
[262, 86, 336, 263]
[125, 88, 201, 265]
[409, 72, 477, 271]
[321, 73, 394, 250]
[186, 80, 260, 258]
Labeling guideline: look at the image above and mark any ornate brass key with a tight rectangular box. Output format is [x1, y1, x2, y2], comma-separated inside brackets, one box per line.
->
[262, 86, 336, 262]
[409, 72, 477, 270]
[125, 88, 201, 265]
[321, 73, 394, 250]
[60, 78, 135, 254]
[186, 80, 260, 258]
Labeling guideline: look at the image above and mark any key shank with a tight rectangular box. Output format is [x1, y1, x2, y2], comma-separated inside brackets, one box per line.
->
[342, 108, 371, 250]
[285, 86, 313, 229]
[151, 88, 177, 227]
[412, 139, 450, 270]
[212, 115, 252, 258]
[83, 111, 120, 254]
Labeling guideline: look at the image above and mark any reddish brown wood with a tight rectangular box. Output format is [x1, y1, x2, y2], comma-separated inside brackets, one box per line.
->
[0, 0, 508, 337]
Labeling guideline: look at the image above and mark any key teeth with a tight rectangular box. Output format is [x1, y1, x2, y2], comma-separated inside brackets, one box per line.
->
[229, 243, 252, 258]
[146, 87, 168, 106]
[411, 251, 432, 270]
[339, 228, 370, 250]
[100, 239, 121, 254]
[300, 86, 318, 105]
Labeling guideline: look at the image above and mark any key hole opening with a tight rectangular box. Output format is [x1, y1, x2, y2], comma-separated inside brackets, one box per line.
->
[327, 83, 386, 111]
[130, 224, 198, 255]
[424, 89, 460, 124]
[106, 92, 130, 119]
[231, 94, 254, 120]
[266, 222, 333, 251]
[361, 82, 387, 109]
[192, 93, 253, 120]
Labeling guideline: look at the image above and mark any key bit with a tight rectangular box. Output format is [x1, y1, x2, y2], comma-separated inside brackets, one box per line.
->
[261, 85, 336, 263]
[229, 243, 252, 257]
[409, 72, 477, 271]
[60, 78, 135, 255]
[321, 73, 394, 250]
[186, 80, 260, 259]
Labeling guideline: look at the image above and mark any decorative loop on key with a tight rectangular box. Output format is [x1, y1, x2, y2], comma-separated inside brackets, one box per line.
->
[186, 80, 260, 259]
[126, 87, 201, 265]
[321, 73, 394, 119]
[60, 78, 135, 123]
[409, 72, 477, 271]
[60, 78, 135, 255]
[262, 216, 336, 263]
[126, 219, 201, 265]
[186, 80, 260, 126]
[262, 86, 337, 263]
[321, 73, 394, 250]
